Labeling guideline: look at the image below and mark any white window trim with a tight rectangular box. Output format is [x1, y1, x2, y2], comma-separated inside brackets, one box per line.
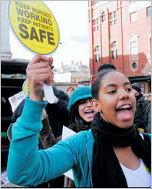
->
[129, 35, 139, 61]
[109, 11, 117, 26]
[94, 44, 100, 63]
[93, 17, 99, 32]
[101, 11, 107, 22]
[130, 12, 137, 23]
[111, 40, 118, 59]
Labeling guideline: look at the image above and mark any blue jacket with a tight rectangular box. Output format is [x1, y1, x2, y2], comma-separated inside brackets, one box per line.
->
[12, 86, 70, 138]
[7, 98, 94, 187]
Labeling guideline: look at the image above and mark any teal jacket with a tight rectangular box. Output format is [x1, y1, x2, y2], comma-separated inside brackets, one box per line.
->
[7, 98, 94, 187]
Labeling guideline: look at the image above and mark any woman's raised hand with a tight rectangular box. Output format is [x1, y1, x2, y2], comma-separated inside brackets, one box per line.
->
[26, 54, 54, 102]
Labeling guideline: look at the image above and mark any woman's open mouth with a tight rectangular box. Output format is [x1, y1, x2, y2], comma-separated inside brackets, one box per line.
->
[85, 109, 94, 118]
[116, 104, 133, 120]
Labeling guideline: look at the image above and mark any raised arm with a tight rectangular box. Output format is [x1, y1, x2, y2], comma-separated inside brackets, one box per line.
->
[7, 55, 77, 186]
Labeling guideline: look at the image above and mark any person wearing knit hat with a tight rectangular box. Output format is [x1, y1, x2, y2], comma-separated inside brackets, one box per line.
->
[132, 83, 142, 95]
[65, 86, 96, 187]
[68, 86, 92, 110]
[132, 82, 151, 133]
[67, 86, 96, 135]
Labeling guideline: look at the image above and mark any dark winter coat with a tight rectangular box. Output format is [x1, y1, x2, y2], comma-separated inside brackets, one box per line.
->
[134, 94, 151, 133]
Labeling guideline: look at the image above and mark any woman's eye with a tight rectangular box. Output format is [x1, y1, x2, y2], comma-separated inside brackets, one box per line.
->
[126, 88, 131, 92]
[108, 90, 116, 94]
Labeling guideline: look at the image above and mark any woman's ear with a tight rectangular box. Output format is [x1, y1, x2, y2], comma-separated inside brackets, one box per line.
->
[91, 99, 102, 112]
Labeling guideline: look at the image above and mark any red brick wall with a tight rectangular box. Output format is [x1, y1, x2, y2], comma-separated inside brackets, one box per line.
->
[88, 1, 151, 77]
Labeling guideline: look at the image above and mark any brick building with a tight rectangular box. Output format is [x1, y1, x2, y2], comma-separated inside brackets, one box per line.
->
[88, 1, 151, 78]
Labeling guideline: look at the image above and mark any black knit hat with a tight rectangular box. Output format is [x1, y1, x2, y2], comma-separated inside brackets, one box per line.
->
[132, 83, 141, 93]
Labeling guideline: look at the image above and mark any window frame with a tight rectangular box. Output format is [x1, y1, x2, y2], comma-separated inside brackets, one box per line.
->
[129, 35, 139, 61]
[147, 6, 151, 17]
[102, 11, 106, 22]
[109, 11, 117, 26]
[93, 17, 99, 32]
[111, 41, 118, 59]
[130, 12, 137, 23]
[94, 45, 100, 63]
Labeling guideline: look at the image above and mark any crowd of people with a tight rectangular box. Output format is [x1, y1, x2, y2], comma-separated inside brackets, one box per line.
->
[6, 54, 151, 188]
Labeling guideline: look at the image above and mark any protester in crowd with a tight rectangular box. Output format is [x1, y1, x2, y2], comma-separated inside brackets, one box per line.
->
[68, 86, 95, 133]
[64, 86, 96, 187]
[66, 86, 75, 98]
[98, 64, 151, 134]
[8, 109, 57, 148]
[7, 55, 151, 188]
[10, 55, 70, 188]
[132, 83, 151, 133]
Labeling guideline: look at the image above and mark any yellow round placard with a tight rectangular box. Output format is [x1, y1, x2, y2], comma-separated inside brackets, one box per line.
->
[22, 79, 30, 97]
[22, 79, 46, 100]
[9, 1, 60, 55]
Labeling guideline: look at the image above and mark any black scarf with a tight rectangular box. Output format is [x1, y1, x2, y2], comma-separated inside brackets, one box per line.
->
[91, 113, 151, 188]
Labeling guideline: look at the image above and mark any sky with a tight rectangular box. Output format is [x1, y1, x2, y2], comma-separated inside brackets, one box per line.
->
[9, 1, 89, 69]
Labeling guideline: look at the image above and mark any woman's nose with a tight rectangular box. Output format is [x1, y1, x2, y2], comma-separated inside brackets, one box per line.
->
[85, 100, 92, 106]
[118, 89, 129, 100]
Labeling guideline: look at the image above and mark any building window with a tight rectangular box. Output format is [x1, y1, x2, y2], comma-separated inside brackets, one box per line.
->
[129, 35, 138, 61]
[102, 11, 106, 22]
[95, 54, 100, 63]
[93, 18, 98, 26]
[132, 62, 137, 70]
[110, 11, 117, 25]
[95, 45, 100, 52]
[93, 18, 99, 32]
[130, 41, 138, 55]
[94, 45, 100, 63]
[111, 41, 117, 59]
[147, 6, 151, 17]
[130, 12, 137, 23]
